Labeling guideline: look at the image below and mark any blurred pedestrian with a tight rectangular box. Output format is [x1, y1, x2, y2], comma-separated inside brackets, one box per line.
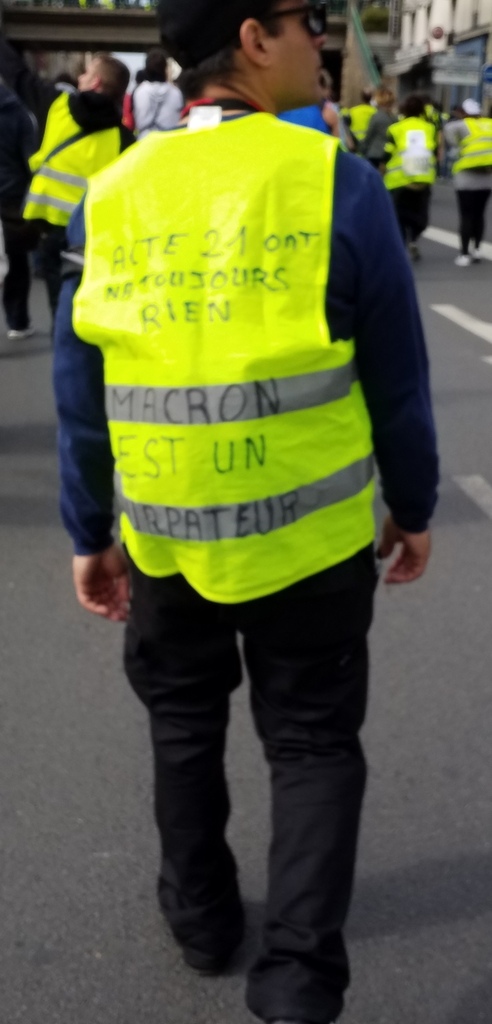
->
[345, 87, 375, 148]
[423, 95, 444, 173]
[422, 95, 442, 140]
[0, 81, 37, 339]
[133, 48, 183, 137]
[23, 53, 134, 321]
[279, 68, 339, 134]
[360, 86, 396, 170]
[0, 32, 67, 137]
[441, 104, 462, 178]
[444, 98, 492, 266]
[0, 221, 7, 286]
[122, 68, 146, 132]
[383, 93, 437, 261]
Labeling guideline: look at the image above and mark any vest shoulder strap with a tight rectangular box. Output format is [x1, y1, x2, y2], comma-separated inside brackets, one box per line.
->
[45, 128, 97, 164]
[45, 131, 93, 164]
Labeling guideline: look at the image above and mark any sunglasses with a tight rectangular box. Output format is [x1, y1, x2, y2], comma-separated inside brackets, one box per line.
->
[264, 2, 328, 37]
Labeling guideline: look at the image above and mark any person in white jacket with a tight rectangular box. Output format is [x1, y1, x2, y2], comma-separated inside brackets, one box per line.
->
[133, 48, 183, 138]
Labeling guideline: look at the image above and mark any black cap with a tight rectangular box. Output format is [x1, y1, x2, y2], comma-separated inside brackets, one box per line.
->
[156, 0, 274, 68]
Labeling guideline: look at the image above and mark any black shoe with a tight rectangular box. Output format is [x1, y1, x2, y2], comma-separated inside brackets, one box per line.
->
[157, 870, 245, 974]
[180, 913, 245, 975]
[181, 944, 236, 975]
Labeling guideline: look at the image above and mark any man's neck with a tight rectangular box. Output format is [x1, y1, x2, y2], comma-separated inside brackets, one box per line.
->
[199, 82, 275, 115]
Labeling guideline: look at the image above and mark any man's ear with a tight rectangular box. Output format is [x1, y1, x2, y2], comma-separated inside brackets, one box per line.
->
[239, 18, 276, 67]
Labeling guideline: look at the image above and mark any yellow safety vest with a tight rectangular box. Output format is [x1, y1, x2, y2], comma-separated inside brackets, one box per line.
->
[73, 114, 375, 604]
[453, 118, 492, 175]
[349, 104, 376, 143]
[24, 93, 122, 228]
[384, 117, 437, 190]
[425, 104, 441, 136]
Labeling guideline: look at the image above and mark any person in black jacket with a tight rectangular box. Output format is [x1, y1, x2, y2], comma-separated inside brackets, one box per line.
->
[0, 35, 76, 137]
[0, 81, 36, 339]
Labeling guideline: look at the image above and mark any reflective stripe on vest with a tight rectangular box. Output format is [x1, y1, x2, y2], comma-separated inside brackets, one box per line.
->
[105, 363, 357, 426]
[25, 191, 75, 214]
[24, 92, 122, 228]
[117, 455, 374, 543]
[453, 118, 492, 174]
[74, 114, 375, 603]
[40, 166, 88, 189]
[384, 116, 436, 190]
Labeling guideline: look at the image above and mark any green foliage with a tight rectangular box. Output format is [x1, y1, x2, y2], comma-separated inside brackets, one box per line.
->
[360, 6, 390, 32]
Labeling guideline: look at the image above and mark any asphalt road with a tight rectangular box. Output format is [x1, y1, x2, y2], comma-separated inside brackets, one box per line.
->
[1, 183, 492, 1024]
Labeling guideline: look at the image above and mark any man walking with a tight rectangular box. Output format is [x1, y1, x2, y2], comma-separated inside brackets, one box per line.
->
[54, 2, 439, 1022]
[23, 53, 134, 319]
[383, 93, 437, 261]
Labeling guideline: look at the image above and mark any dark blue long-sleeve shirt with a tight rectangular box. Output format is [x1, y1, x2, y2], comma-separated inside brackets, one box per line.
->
[53, 147, 438, 557]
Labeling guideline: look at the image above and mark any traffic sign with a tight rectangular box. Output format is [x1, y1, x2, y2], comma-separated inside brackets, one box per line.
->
[433, 53, 482, 73]
[433, 71, 481, 86]
[431, 53, 482, 86]
[482, 63, 492, 85]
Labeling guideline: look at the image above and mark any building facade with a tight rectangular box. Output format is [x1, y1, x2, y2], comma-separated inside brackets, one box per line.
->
[386, 0, 492, 105]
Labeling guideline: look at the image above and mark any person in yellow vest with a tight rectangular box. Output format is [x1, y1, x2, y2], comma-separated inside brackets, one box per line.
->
[359, 86, 396, 169]
[345, 88, 376, 148]
[422, 95, 445, 173]
[444, 97, 492, 266]
[383, 93, 437, 261]
[24, 53, 134, 320]
[54, 1, 438, 1021]
[423, 96, 442, 144]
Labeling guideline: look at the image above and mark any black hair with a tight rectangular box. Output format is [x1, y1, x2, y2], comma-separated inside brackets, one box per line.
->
[145, 47, 169, 83]
[400, 93, 426, 118]
[179, 1, 280, 101]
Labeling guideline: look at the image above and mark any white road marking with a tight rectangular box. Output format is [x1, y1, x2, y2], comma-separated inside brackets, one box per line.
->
[454, 475, 492, 520]
[424, 226, 492, 261]
[431, 304, 492, 345]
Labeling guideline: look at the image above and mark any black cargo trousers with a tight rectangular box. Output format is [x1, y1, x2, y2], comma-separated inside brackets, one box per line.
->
[124, 548, 377, 1024]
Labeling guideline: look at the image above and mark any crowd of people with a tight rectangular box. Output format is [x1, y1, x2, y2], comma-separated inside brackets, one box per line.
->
[0, 32, 490, 342]
[282, 82, 492, 264]
[0, 41, 183, 338]
[0, 41, 135, 336]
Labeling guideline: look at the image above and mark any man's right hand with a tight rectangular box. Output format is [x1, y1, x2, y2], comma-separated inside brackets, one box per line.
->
[72, 544, 130, 622]
[378, 514, 431, 584]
